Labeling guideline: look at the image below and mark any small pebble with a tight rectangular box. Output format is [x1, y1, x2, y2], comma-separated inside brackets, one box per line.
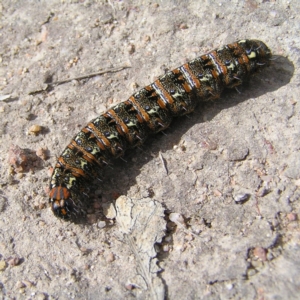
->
[234, 193, 250, 204]
[28, 124, 42, 135]
[15, 281, 26, 289]
[253, 247, 267, 261]
[8, 256, 21, 266]
[0, 260, 7, 271]
[287, 213, 297, 221]
[130, 82, 139, 91]
[36, 147, 48, 160]
[127, 44, 135, 54]
[106, 252, 115, 263]
[213, 189, 222, 197]
[125, 283, 135, 290]
[179, 23, 188, 30]
[143, 35, 151, 42]
[98, 221, 106, 228]
[34, 292, 47, 300]
[79, 247, 90, 255]
[162, 245, 169, 252]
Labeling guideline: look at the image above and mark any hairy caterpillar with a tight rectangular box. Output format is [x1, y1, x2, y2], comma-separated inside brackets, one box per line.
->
[49, 39, 271, 221]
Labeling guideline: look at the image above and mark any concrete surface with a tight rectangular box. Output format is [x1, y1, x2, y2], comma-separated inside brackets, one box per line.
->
[0, 1, 299, 299]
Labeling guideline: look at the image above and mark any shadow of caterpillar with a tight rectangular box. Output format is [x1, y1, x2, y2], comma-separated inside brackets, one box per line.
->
[49, 39, 271, 222]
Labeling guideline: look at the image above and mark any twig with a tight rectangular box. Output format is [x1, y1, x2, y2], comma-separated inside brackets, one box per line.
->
[28, 65, 130, 95]
[49, 65, 130, 86]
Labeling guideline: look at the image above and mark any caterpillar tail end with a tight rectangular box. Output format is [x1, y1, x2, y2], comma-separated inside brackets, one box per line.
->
[49, 186, 80, 221]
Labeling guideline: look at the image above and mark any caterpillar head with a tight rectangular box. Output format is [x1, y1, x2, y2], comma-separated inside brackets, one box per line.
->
[240, 39, 272, 67]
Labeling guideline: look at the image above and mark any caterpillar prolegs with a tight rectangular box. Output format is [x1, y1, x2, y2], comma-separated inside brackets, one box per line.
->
[49, 39, 272, 221]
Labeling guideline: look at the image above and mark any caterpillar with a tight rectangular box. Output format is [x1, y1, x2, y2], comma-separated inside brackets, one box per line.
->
[49, 39, 272, 222]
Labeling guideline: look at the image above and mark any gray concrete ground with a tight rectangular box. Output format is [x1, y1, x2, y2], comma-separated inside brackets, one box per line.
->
[0, 1, 299, 299]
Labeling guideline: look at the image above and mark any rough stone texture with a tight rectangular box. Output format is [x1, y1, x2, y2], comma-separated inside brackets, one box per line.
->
[0, 1, 299, 299]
